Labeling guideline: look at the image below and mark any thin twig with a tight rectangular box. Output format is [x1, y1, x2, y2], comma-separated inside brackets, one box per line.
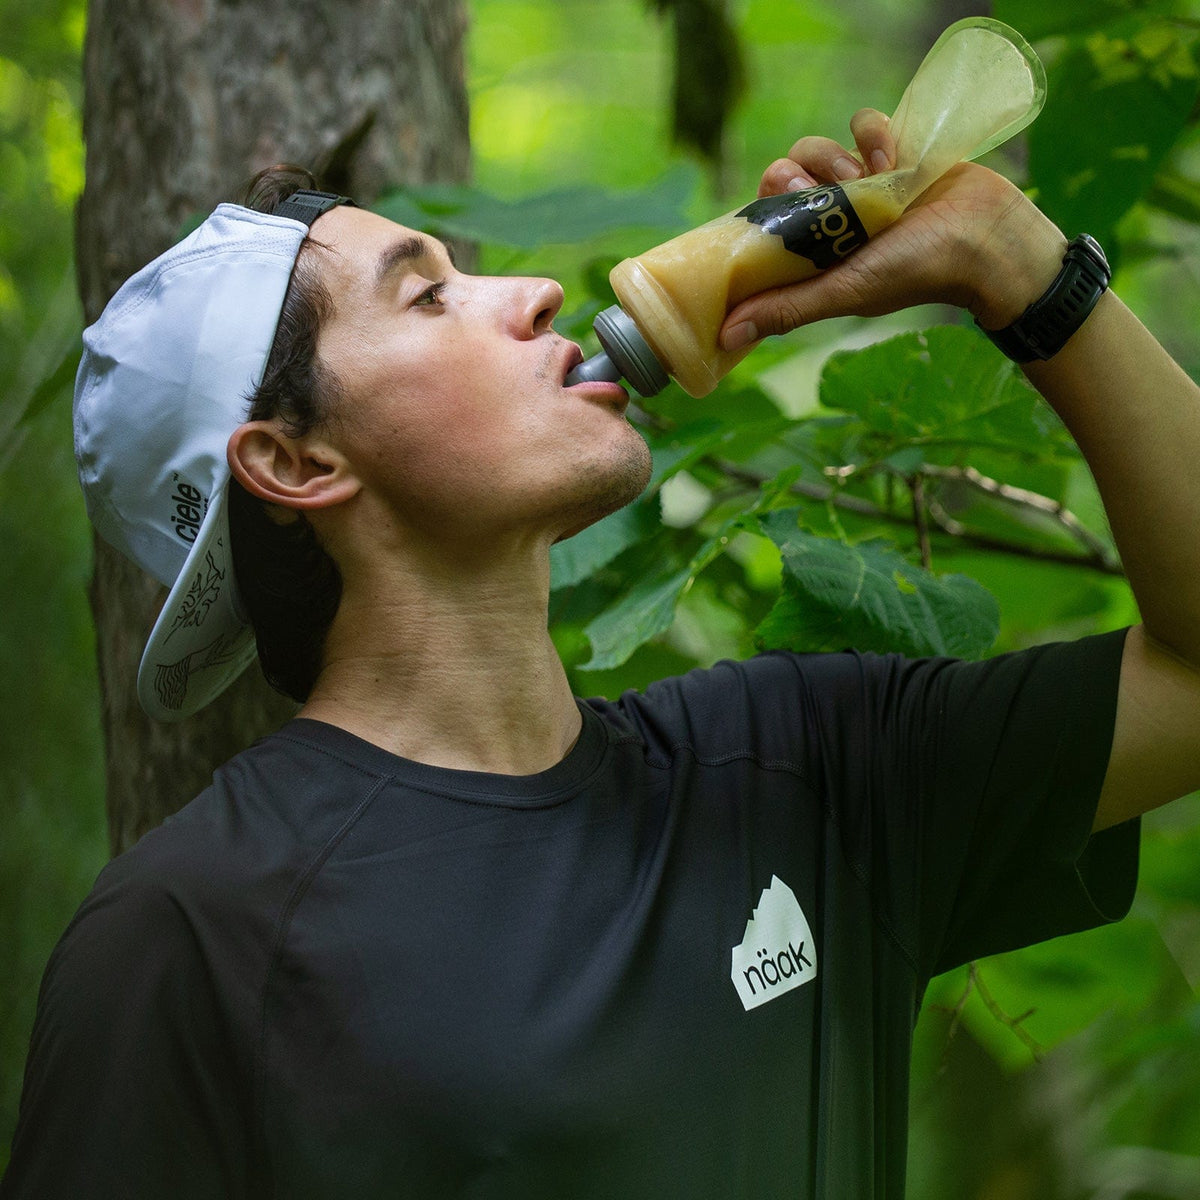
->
[634, 400, 1119, 572]
[911, 474, 932, 569]
[927, 495, 964, 536]
[707, 456, 1124, 575]
[921, 463, 1116, 565]
[972, 965, 1044, 1062]
[941, 963, 976, 1068]
[925, 961, 1044, 1084]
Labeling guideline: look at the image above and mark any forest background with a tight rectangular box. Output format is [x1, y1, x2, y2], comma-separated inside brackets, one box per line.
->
[3, 0, 1200, 1194]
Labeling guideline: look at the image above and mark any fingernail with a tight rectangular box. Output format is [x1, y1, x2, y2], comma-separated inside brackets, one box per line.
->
[723, 321, 758, 353]
[786, 174, 814, 192]
[870, 148, 890, 174]
[833, 156, 862, 181]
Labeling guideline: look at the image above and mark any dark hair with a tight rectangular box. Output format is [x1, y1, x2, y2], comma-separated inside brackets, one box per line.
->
[227, 165, 345, 704]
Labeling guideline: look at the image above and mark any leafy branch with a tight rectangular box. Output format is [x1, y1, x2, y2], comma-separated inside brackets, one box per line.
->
[918, 463, 1118, 568]
[706, 455, 1123, 576]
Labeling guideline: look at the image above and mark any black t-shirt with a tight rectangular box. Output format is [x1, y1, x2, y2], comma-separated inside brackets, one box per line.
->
[2, 631, 1139, 1199]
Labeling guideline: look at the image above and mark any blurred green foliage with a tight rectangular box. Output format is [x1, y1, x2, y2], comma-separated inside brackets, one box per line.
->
[0, 0, 102, 1175]
[3, 0, 1200, 1194]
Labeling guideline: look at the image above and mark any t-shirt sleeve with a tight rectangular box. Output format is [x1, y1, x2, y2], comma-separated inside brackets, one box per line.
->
[0, 866, 252, 1199]
[774, 626, 1138, 984]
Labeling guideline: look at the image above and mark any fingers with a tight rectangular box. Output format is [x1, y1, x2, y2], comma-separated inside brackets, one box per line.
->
[757, 108, 896, 197]
[759, 138, 862, 197]
[849, 108, 895, 175]
[757, 158, 819, 197]
[720, 268, 872, 348]
[720, 216, 941, 345]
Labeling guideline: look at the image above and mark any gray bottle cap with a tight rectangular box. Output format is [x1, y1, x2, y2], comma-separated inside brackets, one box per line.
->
[564, 304, 669, 397]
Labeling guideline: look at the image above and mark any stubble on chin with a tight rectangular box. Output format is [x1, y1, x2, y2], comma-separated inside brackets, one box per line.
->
[552, 430, 653, 543]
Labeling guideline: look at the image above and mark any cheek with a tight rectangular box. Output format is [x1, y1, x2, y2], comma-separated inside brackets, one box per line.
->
[329, 322, 551, 496]
[349, 380, 536, 505]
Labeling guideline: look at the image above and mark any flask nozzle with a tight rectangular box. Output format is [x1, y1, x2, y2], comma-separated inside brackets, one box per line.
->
[564, 304, 670, 398]
[566, 349, 624, 386]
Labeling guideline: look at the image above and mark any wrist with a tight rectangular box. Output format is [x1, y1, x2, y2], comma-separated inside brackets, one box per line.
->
[971, 216, 1068, 332]
[977, 234, 1112, 363]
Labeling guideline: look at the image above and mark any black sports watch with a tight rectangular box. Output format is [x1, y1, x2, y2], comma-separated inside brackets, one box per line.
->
[978, 233, 1111, 363]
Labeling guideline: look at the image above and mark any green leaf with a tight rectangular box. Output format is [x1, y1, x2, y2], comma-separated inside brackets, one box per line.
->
[1145, 168, 1200, 224]
[579, 514, 748, 670]
[755, 509, 999, 659]
[0, 268, 83, 476]
[644, 422, 724, 491]
[963, 915, 1169, 1069]
[993, 0, 1178, 42]
[819, 326, 1071, 460]
[1028, 25, 1199, 247]
[16, 343, 79, 429]
[579, 563, 695, 671]
[372, 168, 696, 248]
[643, 375, 783, 428]
[550, 497, 662, 590]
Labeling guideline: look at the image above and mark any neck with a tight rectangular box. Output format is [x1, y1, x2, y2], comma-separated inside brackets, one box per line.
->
[298, 531, 581, 776]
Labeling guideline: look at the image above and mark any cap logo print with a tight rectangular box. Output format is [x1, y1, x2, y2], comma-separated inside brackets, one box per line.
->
[731, 876, 818, 1012]
[168, 476, 207, 546]
[164, 548, 227, 643]
[152, 629, 247, 712]
[72, 201, 325, 721]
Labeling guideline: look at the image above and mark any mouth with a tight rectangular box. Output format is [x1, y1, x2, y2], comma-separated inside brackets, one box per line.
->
[561, 343, 584, 384]
[558, 339, 628, 408]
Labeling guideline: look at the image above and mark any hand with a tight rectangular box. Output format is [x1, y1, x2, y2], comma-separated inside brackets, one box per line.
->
[720, 109, 1067, 350]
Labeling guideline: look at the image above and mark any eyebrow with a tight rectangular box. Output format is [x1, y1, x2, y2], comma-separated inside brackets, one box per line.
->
[373, 234, 455, 291]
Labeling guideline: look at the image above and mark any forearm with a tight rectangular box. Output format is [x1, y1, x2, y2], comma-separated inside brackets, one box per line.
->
[727, 115, 1200, 661]
[936, 186, 1200, 672]
[1023, 290, 1200, 665]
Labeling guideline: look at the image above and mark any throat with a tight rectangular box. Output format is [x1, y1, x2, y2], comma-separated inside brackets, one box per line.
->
[299, 637, 583, 776]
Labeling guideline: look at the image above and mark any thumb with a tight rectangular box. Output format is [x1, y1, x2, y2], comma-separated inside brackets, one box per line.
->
[720, 266, 875, 350]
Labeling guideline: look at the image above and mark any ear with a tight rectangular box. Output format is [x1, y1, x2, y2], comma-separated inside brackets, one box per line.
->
[226, 421, 361, 511]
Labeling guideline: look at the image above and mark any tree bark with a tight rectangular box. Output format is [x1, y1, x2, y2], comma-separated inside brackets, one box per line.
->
[78, 0, 470, 855]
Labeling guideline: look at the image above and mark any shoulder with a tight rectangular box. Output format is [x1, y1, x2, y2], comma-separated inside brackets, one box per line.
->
[53, 719, 382, 985]
[117, 718, 386, 885]
[589, 647, 909, 769]
[588, 629, 1129, 777]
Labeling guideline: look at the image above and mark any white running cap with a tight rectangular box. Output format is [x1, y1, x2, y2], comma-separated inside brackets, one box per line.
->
[73, 194, 349, 720]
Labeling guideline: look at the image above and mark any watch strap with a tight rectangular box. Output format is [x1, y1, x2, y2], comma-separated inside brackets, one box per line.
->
[979, 233, 1111, 363]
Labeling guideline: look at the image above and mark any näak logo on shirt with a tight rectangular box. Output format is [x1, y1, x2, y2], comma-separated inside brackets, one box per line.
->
[731, 876, 818, 1011]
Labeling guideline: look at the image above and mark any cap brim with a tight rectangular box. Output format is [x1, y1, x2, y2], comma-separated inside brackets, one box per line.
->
[137, 478, 257, 721]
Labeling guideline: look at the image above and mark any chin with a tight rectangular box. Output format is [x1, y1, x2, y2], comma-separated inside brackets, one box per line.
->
[553, 437, 652, 544]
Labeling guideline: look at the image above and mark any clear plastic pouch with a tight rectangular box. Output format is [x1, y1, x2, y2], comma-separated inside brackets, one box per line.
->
[608, 17, 1047, 397]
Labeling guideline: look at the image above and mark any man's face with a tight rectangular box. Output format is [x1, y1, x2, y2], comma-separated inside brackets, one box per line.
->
[306, 206, 652, 547]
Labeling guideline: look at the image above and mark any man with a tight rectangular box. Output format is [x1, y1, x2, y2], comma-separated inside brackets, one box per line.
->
[3, 110, 1198, 1198]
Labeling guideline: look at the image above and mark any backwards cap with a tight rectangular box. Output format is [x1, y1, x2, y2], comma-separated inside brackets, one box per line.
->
[73, 190, 352, 721]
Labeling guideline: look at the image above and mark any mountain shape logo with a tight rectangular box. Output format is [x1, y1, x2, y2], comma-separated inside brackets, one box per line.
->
[731, 876, 817, 1012]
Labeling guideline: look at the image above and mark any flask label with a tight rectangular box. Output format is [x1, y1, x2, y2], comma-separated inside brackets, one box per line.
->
[736, 184, 868, 269]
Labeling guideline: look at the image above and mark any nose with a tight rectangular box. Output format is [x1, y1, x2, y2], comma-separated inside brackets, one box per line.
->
[512, 277, 564, 337]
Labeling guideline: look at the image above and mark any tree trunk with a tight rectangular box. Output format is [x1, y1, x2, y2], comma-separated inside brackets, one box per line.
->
[78, 0, 470, 855]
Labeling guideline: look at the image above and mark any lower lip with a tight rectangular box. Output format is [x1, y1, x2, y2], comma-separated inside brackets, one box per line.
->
[565, 379, 629, 405]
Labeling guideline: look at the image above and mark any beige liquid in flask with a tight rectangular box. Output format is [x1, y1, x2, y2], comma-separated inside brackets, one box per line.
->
[575, 18, 1047, 398]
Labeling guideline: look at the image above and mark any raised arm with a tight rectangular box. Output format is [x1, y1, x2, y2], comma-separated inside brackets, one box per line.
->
[721, 110, 1200, 832]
